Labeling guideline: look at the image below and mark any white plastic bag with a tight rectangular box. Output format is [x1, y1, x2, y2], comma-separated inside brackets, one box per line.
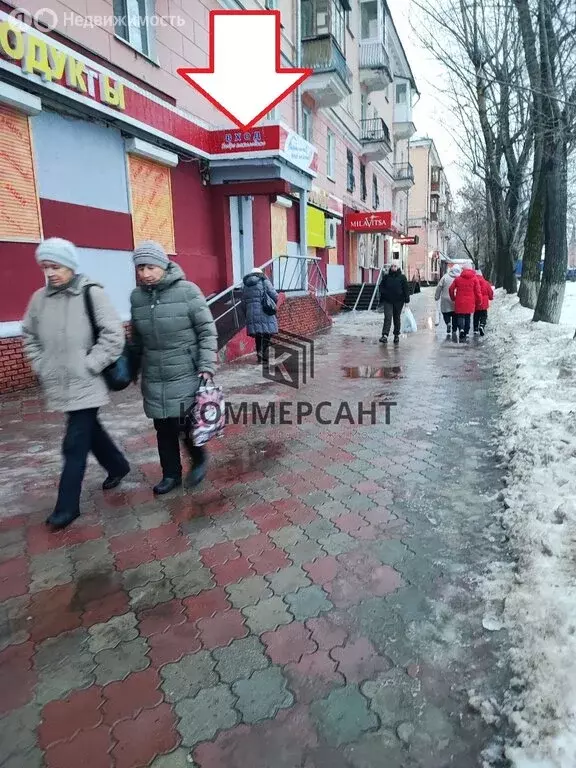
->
[435, 303, 441, 326]
[400, 307, 417, 333]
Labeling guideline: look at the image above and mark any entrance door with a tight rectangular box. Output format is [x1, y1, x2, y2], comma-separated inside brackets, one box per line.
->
[230, 196, 254, 284]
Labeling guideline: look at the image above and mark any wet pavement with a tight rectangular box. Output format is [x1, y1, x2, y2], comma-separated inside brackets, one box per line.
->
[0, 290, 509, 768]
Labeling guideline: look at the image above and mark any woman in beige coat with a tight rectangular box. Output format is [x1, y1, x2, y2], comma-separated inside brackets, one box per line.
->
[22, 238, 130, 530]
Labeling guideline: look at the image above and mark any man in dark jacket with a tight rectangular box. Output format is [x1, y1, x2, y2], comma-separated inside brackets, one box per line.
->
[379, 264, 410, 344]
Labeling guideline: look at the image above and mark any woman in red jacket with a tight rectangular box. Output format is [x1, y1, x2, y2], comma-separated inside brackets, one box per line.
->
[449, 267, 481, 340]
[473, 270, 494, 336]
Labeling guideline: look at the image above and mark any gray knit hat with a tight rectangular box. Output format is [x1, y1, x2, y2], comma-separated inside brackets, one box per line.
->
[133, 240, 169, 269]
[35, 238, 79, 273]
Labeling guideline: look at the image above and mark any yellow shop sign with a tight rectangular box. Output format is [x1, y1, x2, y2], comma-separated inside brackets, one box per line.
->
[0, 18, 126, 110]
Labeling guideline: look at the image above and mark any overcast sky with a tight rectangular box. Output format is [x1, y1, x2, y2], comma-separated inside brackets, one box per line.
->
[387, 0, 464, 195]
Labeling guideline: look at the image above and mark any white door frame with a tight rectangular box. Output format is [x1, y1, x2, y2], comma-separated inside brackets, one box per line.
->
[230, 196, 254, 284]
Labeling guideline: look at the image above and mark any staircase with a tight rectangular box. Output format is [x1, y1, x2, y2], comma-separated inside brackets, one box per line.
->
[343, 283, 380, 311]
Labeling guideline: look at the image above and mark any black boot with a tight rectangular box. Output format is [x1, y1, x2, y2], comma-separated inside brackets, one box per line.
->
[102, 463, 130, 490]
[186, 444, 207, 488]
[153, 477, 182, 495]
[393, 335, 400, 344]
[46, 509, 80, 530]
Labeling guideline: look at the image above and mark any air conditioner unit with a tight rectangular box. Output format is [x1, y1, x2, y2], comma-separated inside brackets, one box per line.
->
[325, 218, 338, 248]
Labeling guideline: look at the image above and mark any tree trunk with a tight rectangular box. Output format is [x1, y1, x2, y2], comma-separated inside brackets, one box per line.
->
[533, 136, 568, 323]
[518, 140, 545, 308]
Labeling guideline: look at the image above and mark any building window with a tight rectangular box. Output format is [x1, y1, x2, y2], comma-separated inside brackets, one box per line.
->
[265, 106, 279, 121]
[431, 166, 441, 184]
[360, 93, 368, 122]
[302, 0, 346, 53]
[430, 194, 439, 220]
[360, 163, 367, 201]
[372, 175, 379, 209]
[360, 0, 378, 40]
[346, 149, 355, 193]
[113, 0, 153, 57]
[327, 130, 336, 179]
[396, 82, 407, 104]
[265, 0, 277, 7]
[302, 107, 313, 142]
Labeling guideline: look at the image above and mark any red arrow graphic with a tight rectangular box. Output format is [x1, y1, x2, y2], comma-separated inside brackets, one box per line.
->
[177, 11, 312, 131]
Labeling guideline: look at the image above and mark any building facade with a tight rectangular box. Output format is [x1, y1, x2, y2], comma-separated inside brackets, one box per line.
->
[0, 0, 422, 392]
[406, 137, 452, 282]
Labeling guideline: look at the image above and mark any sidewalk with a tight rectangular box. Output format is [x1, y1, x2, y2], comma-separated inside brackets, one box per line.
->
[0, 290, 508, 768]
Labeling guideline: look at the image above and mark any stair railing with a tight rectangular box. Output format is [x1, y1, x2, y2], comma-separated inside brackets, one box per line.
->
[352, 283, 366, 312]
[368, 267, 385, 312]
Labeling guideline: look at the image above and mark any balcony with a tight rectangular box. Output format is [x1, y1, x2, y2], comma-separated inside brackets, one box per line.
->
[301, 36, 353, 108]
[394, 162, 414, 189]
[359, 40, 392, 92]
[359, 118, 392, 162]
[393, 99, 417, 139]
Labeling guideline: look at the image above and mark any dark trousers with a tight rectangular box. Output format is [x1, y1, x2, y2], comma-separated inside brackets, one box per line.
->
[54, 408, 128, 518]
[154, 418, 206, 480]
[254, 333, 271, 362]
[382, 301, 404, 337]
[442, 311, 456, 332]
[457, 314, 471, 336]
[474, 309, 488, 332]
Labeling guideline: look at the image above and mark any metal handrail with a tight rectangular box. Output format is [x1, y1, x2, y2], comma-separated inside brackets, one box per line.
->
[352, 283, 366, 311]
[360, 118, 391, 145]
[368, 267, 385, 311]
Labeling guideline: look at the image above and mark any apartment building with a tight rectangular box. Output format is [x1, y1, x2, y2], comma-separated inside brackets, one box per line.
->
[0, 0, 419, 391]
[406, 137, 452, 282]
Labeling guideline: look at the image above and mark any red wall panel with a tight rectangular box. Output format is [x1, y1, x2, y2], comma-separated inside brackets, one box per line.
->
[40, 199, 133, 251]
[171, 162, 224, 297]
[287, 202, 299, 243]
[252, 196, 272, 268]
[337, 215, 345, 266]
[0, 242, 44, 321]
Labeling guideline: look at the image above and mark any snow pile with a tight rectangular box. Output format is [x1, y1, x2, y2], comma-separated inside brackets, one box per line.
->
[487, 286, 576, 767]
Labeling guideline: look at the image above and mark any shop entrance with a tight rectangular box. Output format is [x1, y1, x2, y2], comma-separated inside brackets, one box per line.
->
[230, 195, 254, 284]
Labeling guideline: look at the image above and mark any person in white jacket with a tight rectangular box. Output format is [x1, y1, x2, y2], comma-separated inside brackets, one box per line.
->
[435, 265, 462, 336]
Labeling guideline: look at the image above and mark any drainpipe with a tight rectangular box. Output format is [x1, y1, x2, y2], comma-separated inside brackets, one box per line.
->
[300, 188, 308, 288]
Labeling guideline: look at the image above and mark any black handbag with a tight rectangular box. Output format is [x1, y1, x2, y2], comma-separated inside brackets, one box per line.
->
[261, 282, 277, 316]
[83, 286, 132, 392]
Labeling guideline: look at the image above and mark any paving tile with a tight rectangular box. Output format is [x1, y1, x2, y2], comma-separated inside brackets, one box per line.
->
[220, 518, 259, 541]
[310, 684, 378, 747]
[87, 612, 138, 654]
[235, 533, 273, 559]
[213, 635, 270, 683]
[283, 538, 322, 565]
[225, 575, 272, 608]
[148, 748, 192, 768]
[28, 550, 73, 593]
[148, 623, 202, 667]
[197, 608, 248, 650]
[303, 556, 340, 586]
[0, 641, 37, 715]
[361, 668, 422, 728]
[111, 703, 181, 768]
[2, 747, 44, 768]
[330, 638, 392, 684]
[161, 551, 204, 580]
[93, 636, 150, 685]
[269, 525, 306, 549]
[35, 631, 97, 706]
[211, 556, 255, 586]
[200, 541, 240, 568]
[129, 579, 175, 612]
[139, 599, 187, 638]
[242, 596, 293, 634]
[169, 564, 214, 599]
[232, 666, 293, 724]
[0, 702, 41, 761]
[265, 565, 311, 595]
[160, 650, 218, 703]
[44, 724, 113, 768]
[122, 561, 165, 591]
[318, 532, 358, 557]
[176, 685, 238, 746]
[285, 650, 345, 704]
[38, 685, 104, 749]
[29, 584, 83, 642]
[306, 616, 348, 651]
[248, 546, 291, 576]
[285, 586, 333, 622]
[81, 589, 131, 627]
[184, 587, 230, 621]
[102, 667, 163, 724]
[261, 621, 317, 664]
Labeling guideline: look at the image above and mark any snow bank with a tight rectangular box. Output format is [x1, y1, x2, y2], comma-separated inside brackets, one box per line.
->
[486, 285, 576, 766]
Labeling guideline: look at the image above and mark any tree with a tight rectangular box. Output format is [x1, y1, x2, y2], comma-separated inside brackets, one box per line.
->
[450, 180, 492, 273]
[411, 0, 533, 294]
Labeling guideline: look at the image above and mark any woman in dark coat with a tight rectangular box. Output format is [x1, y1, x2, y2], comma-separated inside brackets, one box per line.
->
[241, 267, 279, 363]
[130, 241, 218, 495]
[379, 264, 410, 344]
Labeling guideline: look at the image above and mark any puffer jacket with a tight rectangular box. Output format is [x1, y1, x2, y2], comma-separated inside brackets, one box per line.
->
[21, 275, 124, 412]
[476, 277, 495, 311]
[241, 272, 279, 336]
[379, 268, 410, 305]
[449, 268, 482, 314]
[434, 266, 461, 312]
[130, 262, 218, 419]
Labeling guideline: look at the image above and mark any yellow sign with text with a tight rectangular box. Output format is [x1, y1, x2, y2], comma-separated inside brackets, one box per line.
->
[0, 19, 125, 110]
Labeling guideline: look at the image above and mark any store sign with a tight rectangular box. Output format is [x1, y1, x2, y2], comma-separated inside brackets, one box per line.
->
[345, 211, 392, 232]
[395, 235, 419, 245]
[213, 127, 273, 153]
[0, 16, 126, 110]
[308, 186, 343, 217]
[280, 129, 318, 174]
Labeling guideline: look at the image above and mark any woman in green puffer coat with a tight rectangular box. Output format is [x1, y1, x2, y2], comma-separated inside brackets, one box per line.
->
[129, 241, 218, 495]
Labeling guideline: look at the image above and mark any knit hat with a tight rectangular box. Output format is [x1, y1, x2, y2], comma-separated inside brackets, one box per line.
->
[35, 238, 79, 273]
[133, 240, 169, 269]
